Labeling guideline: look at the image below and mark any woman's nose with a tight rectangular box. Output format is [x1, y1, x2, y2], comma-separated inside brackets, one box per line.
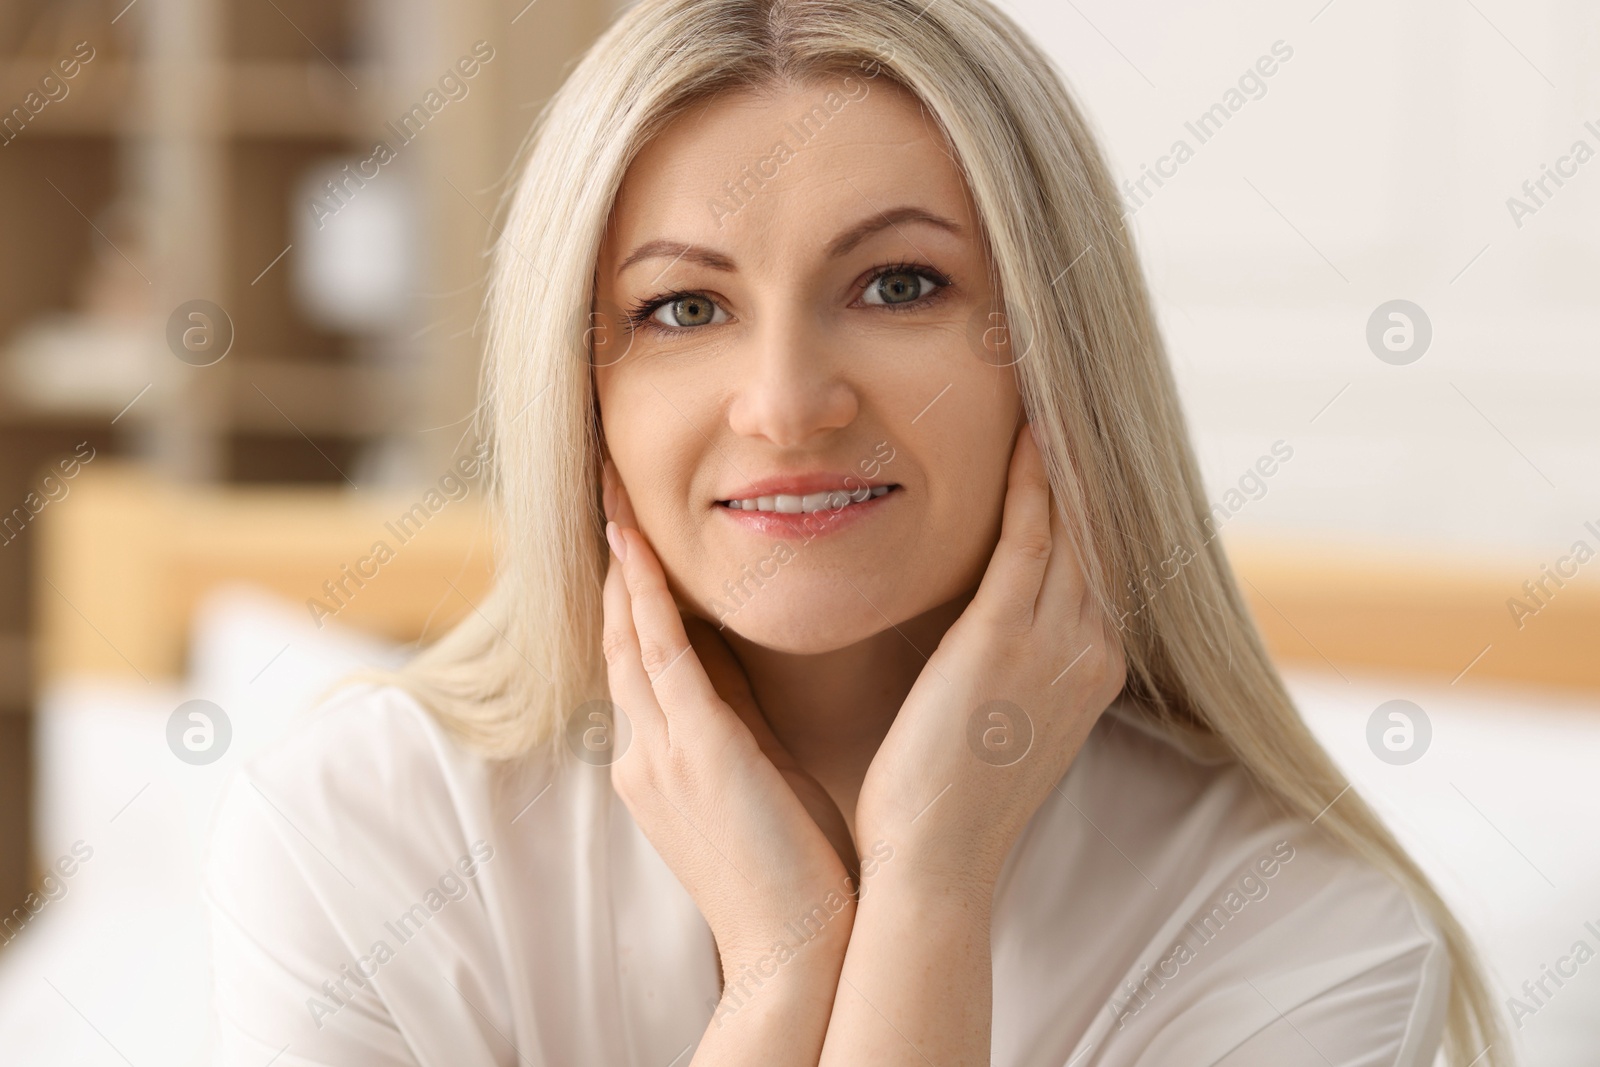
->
[725, 311, 858, 448]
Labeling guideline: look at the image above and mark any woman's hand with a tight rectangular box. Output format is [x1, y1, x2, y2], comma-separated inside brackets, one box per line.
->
[852, 422, 1127, 895]
[599, 461, 857, 988]
[680, 611, 861, 883]
[817, 423, 1125, 1066]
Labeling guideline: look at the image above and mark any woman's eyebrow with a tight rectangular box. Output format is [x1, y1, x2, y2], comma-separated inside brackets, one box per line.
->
[824, 205, 962, 259]
[615, 205, 963, 278]
[617, 240, 737, 277]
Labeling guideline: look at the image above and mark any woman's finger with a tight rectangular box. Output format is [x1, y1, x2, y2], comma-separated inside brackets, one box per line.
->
[1033, 466, 1088, 624]
[601, 540, 666, 741]
[970, 421, 1053, 631]
[681, 616, 770, 734]
[605, 473, 725, 736]
[682, 613, 813, 777]
[607, 458, 690, 686]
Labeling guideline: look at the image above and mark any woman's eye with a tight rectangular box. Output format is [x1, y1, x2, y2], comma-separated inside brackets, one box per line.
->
[862, 269, 937, 306]
[651, 294, 726, 328]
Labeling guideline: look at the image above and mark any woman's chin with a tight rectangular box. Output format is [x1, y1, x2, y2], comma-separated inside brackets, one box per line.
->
[692, 596, 899, 656]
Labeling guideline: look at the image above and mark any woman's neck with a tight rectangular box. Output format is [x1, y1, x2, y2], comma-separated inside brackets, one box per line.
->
[721, 592, 973, 844]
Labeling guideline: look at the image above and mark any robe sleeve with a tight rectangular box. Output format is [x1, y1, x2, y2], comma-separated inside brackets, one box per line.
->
[200, 689, 517, 1067]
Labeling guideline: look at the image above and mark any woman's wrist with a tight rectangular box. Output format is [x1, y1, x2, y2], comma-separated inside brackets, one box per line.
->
[710, 916, 851, 1037]
[854, 844, 997, 928]
[817, 849, 996, 1067]
[854, 821, 1008, 910]
[718, 895, 854, 980]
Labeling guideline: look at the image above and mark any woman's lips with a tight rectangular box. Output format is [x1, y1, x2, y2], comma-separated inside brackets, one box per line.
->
[715, 471, 897, 500]
[713, 485, 900, 540]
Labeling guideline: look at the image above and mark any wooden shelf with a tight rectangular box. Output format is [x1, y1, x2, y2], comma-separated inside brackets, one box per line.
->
[0, 633, 30, 709]
[227, 357, 408, 437]
[0, 59, 377, 138]
[0, 0, 614, 913]
[226, 60, 374, 138]
[1, 357, 403, 437]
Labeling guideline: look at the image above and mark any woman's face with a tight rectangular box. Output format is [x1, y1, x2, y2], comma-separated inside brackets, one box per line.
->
[593, 73, 1024, 653]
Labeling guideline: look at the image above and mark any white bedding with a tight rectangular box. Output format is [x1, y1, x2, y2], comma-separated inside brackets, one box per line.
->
[0, 584, 1593, 1065]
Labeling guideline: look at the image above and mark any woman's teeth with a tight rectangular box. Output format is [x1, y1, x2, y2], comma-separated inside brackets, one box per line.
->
[724, 485, 893, 513]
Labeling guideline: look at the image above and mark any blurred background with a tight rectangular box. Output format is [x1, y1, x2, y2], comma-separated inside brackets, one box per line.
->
[0, 0, 1595, 1063]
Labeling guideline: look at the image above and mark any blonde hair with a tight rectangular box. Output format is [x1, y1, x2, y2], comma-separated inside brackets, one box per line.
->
[380, 0, 1510, 1061]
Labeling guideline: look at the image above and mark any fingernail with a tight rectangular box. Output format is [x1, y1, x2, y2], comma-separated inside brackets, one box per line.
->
[602, 462, 617, 520]
[605, 520, 628, 562]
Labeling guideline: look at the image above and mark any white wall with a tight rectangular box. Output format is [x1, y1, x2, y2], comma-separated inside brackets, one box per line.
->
[1001, 0, 1600, 557]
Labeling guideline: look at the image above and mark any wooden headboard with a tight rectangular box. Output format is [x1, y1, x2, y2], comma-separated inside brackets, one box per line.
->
[36, 461, 496, 683]
[35, 461, 1600, 693]
[1223, 533, 1599, 693]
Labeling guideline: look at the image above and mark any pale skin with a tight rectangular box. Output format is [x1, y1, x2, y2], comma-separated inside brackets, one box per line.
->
[593, 71, 1126, 1065]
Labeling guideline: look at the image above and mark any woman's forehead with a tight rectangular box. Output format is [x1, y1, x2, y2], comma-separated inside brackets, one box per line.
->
[599, 79, 976, 273]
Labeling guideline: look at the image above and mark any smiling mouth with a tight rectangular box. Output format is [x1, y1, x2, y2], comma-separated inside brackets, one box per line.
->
[717, 484, 900, 514]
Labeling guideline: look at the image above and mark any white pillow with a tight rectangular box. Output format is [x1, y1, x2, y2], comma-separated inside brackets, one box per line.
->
[0, 583, 408, 1066]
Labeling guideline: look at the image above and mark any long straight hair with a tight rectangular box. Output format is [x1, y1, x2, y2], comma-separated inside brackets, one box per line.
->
[383, 0, 1509, 1060]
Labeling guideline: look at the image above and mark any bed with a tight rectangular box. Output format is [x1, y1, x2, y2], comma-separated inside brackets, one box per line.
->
[1, 460, 1595, 1065]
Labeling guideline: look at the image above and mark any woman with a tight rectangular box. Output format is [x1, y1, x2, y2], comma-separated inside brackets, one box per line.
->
[203, 1, 1509, 1064]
